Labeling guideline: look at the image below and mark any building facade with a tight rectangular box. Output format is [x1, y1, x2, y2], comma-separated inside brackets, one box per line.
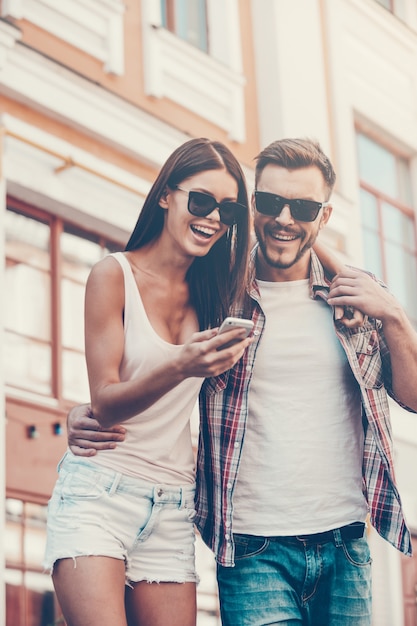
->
[0, 1, 416, 625]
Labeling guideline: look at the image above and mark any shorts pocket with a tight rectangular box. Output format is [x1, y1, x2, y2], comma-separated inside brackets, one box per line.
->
[233, 534, 269, 560]
[57, 466, 106, 501]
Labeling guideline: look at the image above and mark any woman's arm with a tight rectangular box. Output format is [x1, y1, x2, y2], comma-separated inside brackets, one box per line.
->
[85, 257, 253, 427]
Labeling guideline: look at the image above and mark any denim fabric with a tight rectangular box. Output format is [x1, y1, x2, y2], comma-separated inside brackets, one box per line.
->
[217, 532, 372, 625]
[44, 453, 198, 584]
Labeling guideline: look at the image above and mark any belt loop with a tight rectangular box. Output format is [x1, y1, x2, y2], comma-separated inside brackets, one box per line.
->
[333, 527, 343, 547]
[179, 487, 184, 510]
[108, 472, 122, 496]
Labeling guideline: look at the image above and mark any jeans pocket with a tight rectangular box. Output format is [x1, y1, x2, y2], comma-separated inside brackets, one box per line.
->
[233, 534, 269, 560]
[342, 537, 372, 567]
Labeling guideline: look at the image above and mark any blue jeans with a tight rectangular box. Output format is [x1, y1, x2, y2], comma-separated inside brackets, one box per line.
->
[217, 531, 372, 625]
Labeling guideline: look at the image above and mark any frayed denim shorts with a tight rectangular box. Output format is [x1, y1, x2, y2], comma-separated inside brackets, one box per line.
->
[44, 452, 198, 585]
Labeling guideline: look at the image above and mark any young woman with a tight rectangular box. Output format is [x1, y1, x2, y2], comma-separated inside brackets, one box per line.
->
[44, 138, 253, 626]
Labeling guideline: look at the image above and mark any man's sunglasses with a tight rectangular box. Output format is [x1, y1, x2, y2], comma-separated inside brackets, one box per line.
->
[175, 186, 245, 226]
[254, 190, 329, 223]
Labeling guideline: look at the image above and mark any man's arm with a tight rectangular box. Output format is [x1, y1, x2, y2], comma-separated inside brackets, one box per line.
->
[328, 267, 417, 411]
[67, 404, 126, 456]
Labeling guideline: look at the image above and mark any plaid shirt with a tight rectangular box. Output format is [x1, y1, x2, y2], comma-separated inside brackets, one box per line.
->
[195, 249, 414, 567]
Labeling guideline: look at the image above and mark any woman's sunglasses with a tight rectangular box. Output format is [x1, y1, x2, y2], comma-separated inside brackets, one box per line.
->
[175, 186, 245, 226]
[254, 190, 329, 223]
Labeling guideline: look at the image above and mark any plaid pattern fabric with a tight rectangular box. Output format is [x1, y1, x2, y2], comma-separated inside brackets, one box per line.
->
[195, 249, 413, 567]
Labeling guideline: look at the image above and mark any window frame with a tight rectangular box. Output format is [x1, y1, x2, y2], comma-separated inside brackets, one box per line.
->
[356, 132, 417, 326]
[5, 197, 123, 408]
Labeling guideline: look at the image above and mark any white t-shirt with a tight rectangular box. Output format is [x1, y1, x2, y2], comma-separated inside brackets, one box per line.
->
[232, 278, 368, 535]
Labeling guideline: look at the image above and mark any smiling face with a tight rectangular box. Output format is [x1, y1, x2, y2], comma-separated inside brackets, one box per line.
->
[160, 168, 239, 258]
[253, 164, 332, 282]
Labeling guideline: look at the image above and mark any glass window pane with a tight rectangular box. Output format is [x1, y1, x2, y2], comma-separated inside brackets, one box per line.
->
[24, 527, 46, 569]
[5, 264, 51, 339]
[382, 202, 414, 248]
[6, 498, 24, 517]
[63, 350, 90, 403]
[61, 228, 102, 401]
[160, 0, 167, 25]
[5, 521, 22, 564]
[61, 278, 85, 351]
[385, 242, 417, 319]
[164, 0, 208, 51]
[61, 229, 102, 281]
[359, 189, 379, 230]
[5, 332, 52, 394]
[5, 209, 50, 271]
[357, 134, 397, 197]
[398, 157, 413, 205]
[5, 209, 52, 394]
[179, 0, 207, 51]
[61, 230, 102, 350]
[362, 230, 383, 277]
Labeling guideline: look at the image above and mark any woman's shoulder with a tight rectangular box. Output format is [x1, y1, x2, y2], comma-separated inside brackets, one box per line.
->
[87, 254, 126, 293]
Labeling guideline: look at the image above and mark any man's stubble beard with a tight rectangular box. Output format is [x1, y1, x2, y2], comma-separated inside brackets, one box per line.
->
[254, 223, 319, 270]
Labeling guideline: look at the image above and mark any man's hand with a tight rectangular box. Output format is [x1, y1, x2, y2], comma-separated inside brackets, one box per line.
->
[327, 267, 397, 322]
[328, 267, 417, 411]
[333, 305, 366, 329]
[67, 403, 126, 456]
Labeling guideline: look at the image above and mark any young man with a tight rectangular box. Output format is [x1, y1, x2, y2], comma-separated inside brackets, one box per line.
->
[67, 139, 417, 625]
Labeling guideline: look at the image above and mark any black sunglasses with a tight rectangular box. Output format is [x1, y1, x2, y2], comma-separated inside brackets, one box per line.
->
[254, 190, 329, 223]
[175, 186, 245, 226]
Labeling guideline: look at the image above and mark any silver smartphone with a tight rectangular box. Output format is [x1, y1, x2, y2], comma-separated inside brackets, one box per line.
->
[218, 316, 254, 338]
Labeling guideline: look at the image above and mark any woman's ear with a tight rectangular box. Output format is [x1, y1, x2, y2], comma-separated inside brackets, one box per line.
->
[159, 189, 170, 210]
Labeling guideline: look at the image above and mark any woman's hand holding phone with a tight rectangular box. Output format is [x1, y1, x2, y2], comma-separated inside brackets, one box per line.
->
[174, 319, 254, 379]
[216, 317, 254, 349]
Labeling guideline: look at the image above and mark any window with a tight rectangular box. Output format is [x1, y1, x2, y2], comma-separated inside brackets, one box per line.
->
[161, 0, 208, 51]
[5, 201, 123, 405]
[5, 498, 61, 626]
[142, 0, 246, 141]
[356, 133, 417, 326]
[374, 0, 406, 21]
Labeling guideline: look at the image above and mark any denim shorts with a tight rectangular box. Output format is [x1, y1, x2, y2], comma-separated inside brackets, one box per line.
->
[44, 453, 198, 585]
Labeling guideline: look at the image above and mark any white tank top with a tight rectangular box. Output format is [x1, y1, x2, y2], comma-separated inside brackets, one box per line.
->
[90, 252, 202, 485]
[233, 279, 367, 535]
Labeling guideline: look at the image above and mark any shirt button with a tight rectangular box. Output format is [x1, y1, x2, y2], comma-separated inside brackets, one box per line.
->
[367, 345, 372, 352]
[225, 521, 231, 528]
[225, 533, 230, 540]
[253, 330, 260, 336]
[227, 483, 232, 489]
[246, 365, 251, 372]
[234, 442, 239, 448]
